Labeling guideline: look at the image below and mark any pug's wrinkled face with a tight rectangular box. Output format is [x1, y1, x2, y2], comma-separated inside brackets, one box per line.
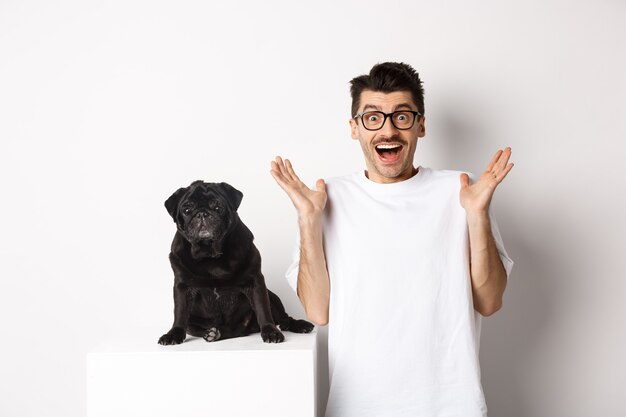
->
[180, 186, 231, 243]
[165, 181, 243, 256]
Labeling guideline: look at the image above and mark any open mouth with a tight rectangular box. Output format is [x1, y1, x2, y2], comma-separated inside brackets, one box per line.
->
[375, 143, 403, 163]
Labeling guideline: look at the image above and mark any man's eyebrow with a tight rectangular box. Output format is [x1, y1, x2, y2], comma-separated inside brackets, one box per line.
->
[394, 103, 415, 111]
[361, 103, 415, 112]
[362, 104, 382, 112]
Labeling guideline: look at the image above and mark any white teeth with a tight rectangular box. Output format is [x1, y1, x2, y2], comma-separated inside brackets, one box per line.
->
[376, 144, 401, 149]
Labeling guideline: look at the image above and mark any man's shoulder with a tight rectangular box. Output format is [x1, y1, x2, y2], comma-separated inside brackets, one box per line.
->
[322, 172, 361, 188]
[426, 167, 477, 183]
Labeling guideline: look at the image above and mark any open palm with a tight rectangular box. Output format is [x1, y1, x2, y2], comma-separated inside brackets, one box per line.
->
[460, 147, 514, 214]
[270, 156, 327, 217]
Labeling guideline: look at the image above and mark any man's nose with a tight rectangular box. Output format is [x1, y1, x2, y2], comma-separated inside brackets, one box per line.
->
[378, 115, 399, 136]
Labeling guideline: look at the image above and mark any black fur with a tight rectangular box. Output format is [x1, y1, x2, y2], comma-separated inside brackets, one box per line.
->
[158, 180, 314, 345]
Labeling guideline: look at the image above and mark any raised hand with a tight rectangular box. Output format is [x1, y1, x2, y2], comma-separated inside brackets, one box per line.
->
[270, 156, 327, 219]
[460, 147, 514, 215]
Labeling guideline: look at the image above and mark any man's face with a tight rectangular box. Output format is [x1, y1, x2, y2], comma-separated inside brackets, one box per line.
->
[349, 90, 425, 183]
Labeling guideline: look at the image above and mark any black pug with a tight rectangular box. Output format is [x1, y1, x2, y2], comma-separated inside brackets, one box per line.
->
[158, 180, 314, 345]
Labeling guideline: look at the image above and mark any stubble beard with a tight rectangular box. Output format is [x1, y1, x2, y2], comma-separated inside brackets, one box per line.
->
[363, 142, 416, 181]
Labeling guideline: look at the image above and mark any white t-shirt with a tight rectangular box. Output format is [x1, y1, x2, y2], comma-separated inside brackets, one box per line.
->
[285, 166, 514, 417]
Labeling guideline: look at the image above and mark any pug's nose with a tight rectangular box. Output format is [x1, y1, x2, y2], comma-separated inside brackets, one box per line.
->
[197, 211, 209, 219]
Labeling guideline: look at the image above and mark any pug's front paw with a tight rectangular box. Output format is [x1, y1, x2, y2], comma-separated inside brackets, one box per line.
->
[158, 327, 186, 345]
[261, 324, 284, 343]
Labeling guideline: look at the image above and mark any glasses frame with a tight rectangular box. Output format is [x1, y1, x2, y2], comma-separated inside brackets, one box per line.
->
[353, 110, 422, 131]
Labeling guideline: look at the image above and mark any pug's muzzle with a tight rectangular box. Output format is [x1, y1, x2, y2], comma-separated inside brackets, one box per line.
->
[186, 211, 227, 243]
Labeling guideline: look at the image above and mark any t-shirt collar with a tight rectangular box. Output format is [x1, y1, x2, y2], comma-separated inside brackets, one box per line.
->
[355, 165, 426, 194]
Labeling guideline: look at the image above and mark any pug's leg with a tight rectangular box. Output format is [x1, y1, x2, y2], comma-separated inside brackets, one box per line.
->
[158, 284, 197, 345]
[243, 278, 285, 343]
[268, 290, 315, 333]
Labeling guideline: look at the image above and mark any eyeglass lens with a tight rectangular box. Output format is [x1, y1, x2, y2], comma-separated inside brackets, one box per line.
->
[362, 111, 416, 130]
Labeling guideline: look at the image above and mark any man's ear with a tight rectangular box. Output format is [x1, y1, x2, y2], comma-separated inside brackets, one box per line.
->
[349, 118, 359, 140]
[217, 182, 243, 211]
[164, 187, 188, 222]
[418, 115, 426, 137]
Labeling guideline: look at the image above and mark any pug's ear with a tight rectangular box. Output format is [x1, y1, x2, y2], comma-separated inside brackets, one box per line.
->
[218, 182, 243, 211]
[164, 187, 187, 222]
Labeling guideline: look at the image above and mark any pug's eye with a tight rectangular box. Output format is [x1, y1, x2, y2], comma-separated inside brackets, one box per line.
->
[213, 205, 223, 213]
[182, 207, 192, 215]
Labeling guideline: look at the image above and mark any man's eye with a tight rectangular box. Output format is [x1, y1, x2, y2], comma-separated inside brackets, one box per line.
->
[397, 114, 407, 121]
[367, 115, 379, 122]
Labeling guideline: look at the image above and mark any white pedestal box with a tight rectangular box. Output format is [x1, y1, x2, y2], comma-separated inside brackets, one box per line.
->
[87, 329, 318, 417]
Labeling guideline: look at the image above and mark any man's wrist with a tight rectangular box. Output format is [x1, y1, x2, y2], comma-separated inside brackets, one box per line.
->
[298, 212, 323, 229]
[466, 210, 490, 226]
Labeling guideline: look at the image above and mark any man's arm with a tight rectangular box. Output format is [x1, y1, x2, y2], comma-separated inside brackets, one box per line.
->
[296, 216, 330, 325]
[466, 212, 507, 316]
[459, 147, 514, 317]
[270, 156, 330, 326]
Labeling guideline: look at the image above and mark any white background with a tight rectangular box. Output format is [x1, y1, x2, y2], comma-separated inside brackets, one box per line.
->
[1, 1, 625, 416]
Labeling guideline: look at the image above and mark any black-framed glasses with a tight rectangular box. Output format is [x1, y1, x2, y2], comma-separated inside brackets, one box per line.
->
[353, 110, 422, 131]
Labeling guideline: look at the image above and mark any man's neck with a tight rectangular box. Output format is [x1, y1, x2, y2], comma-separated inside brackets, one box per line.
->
[365, 166, 418, 184]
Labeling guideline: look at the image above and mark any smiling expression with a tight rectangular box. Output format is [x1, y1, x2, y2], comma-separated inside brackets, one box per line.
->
[349, 90, 426, 183]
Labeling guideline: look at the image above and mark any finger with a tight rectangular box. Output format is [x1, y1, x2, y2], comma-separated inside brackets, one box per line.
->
[285, 159, 301, 183]
[277, 156, 294, 182]
[459, 173, 470, 189]
[498, 163, 514, 182]
[269, 169, 291, 192]
[274, 156, 290, 181]
[282, 159, 296, 182]
[270, 161, 285, 179]
[271, 169, 309, 208]
[495, 147, 512, 172]
[486, 149, 503, 172]
[270, 161, 290, 182]
[315, 179, 326, 193]
[270, 165, 286, 183]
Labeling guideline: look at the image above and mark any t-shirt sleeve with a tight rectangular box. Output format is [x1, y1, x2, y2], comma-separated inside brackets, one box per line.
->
[285, 231, 301, 294]
[488, 205, 515, 278]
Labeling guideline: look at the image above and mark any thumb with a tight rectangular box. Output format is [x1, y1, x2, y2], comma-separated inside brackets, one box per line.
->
[460, 173, 470, 189]
[315, 179, 326, 193]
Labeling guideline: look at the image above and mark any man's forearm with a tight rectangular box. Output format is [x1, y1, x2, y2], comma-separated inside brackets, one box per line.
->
[467, 211, 507, 316]
[297, 216, 330, 326]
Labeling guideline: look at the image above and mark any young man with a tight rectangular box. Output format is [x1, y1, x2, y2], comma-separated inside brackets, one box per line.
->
[270, 62, 514, 417]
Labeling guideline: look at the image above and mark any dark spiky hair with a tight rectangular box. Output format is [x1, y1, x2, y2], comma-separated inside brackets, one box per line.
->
[349, 62, 425, 117]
